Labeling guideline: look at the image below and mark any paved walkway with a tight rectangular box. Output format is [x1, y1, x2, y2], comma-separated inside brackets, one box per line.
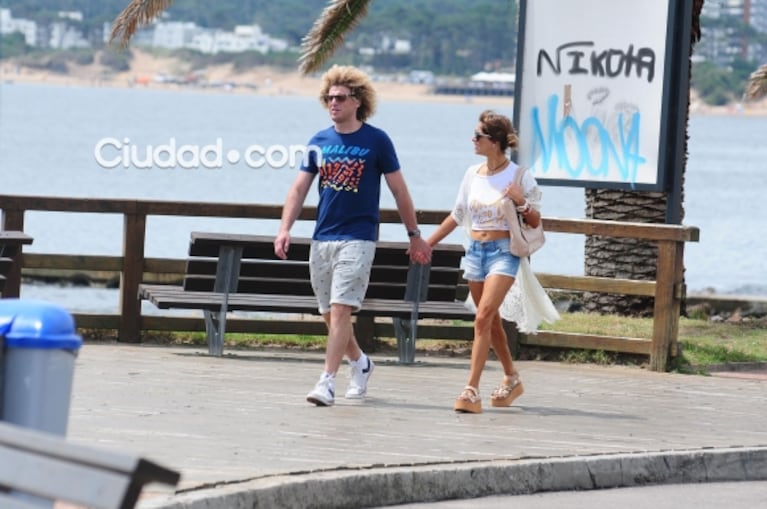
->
[65, 344, 767, 508]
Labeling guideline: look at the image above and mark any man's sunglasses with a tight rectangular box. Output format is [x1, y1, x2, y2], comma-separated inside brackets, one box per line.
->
[472, 131, 492, 141]
[324, 93, 355, 103]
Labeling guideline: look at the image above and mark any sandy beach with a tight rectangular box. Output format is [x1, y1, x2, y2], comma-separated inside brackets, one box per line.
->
[2, 49, 766, 114]
[0, 49, 513, 106]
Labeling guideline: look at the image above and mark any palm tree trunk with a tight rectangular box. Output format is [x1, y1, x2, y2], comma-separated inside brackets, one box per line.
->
[583, 190, 670, 316]
[582, 0, 703, 316]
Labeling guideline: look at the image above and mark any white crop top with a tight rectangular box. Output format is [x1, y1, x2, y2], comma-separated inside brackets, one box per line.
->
[450, 162, 541, 231]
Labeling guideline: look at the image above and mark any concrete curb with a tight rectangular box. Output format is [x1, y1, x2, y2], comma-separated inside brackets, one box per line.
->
[141, 446, 767, 509]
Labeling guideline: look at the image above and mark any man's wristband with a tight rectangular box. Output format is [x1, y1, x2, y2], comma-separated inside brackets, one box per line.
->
[407, 228, 421, 238]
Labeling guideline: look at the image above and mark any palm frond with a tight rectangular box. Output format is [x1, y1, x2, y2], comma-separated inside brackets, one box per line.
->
[298, 0, 372, 75]
[109, 0, 175, 48]
[744, 63, 767, 101]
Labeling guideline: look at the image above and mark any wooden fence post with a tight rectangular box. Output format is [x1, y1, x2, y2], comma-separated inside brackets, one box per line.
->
[650, 240, 685, 371]
[119, 212, 146, 343]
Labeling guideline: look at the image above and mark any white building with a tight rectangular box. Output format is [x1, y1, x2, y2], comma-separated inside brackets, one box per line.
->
[189, 26, 267, 54]
[2, 8, 289, 55]
[747, 0, 767, 34]
[58, 11, 84, 22]
[703, 0, 767, 31]
[49, 21, 90, 49]
[471, 71, 516, 84]
[152, 21, 198, 50]
[150, 21, 287, 54]
[0, 8, 38, 46]
[380, 35, 412, 55]
[701, 0, 767, 64]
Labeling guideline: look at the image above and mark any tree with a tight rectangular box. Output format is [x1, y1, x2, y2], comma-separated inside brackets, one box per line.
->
[110, 0, 175, 47]
[298, 0, 373, 74]
[0, 32, 29, 58]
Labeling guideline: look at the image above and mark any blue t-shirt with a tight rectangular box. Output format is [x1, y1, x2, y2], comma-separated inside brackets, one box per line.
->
[302, 123, 400, 241]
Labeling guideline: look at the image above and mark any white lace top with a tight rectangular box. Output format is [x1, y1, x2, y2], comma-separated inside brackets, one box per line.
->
[450, 162, 542, 230]
[451, 162, 559, 333]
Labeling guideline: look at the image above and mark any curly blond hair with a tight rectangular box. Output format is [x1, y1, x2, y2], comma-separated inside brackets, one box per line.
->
[479, 110, 519, 152]
[319, 65, 377, 122]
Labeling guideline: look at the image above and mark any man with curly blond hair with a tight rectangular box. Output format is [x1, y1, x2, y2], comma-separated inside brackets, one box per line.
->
[275, 65, 432, 406]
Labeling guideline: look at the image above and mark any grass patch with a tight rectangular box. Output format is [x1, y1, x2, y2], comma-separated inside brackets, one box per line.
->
[540, 312, 767, 372]
[540, 312, 655, 338]
[137, 330, 330, 350]
[558, 349, 621, 366]
[82, 312, 767, 373]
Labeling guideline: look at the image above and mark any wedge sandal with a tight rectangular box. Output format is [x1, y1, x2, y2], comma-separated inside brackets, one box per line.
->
[490, 375, 524, 407]
[454, 385, 482, 413]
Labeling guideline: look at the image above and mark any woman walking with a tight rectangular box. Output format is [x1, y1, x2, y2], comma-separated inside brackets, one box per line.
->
[426, 109, 553, 413]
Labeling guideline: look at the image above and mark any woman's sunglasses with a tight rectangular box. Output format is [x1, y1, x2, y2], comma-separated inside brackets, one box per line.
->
[472, 131, 492, 141]
[324, 93, 355, 103]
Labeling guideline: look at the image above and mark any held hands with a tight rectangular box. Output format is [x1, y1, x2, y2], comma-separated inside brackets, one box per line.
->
[407, 236, 432, 265]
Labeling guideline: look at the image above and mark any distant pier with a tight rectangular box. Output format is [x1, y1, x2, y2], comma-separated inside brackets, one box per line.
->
[432, 83, 514, 97]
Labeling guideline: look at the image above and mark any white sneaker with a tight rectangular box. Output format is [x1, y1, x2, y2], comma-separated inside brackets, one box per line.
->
[307, 376, 335, 406]
[346, 357, 374, 399]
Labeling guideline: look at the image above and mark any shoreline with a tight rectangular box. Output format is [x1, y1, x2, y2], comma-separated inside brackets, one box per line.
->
[3, 49, 766, 113]
[0, 69, 514, 106]
[0, 49, 513, 106]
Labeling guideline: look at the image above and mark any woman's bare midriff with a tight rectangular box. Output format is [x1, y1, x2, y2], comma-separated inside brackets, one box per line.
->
[469, 230, 509, 241]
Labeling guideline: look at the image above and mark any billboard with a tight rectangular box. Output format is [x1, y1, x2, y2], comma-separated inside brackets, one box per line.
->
[513, 0, 693, 191]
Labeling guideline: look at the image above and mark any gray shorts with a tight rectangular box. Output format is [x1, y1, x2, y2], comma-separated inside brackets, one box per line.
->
[309, 240, 376, 314]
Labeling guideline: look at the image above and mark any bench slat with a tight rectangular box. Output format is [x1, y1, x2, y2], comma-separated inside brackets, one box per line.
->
[186, 261, 461, 285]
[0, 231, 33, 268]
[0, 231, 34, 244]
[0, 246, 19, 258]
[0, 422, 180, 509]
[0, 257, 13, 273]
[182, 275, 462, 302]
[141, 285, 474, 320]
[190, 233, 302, 259]
[0, 231, 33, 298]
[188, 232, 465, 267]
[0, 492, 44, 509]
[185, 276, 317, 296]
[0, 444, 130, 508]
[187, 259, 310, 278]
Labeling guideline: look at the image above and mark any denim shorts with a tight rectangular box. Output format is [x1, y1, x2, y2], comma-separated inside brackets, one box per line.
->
[461, 238, 520, 282]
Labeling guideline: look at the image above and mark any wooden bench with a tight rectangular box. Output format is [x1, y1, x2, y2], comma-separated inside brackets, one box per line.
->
[0, 231, 33, 298]
[140, 232, 490, 362]
[0, 421, 180, 509]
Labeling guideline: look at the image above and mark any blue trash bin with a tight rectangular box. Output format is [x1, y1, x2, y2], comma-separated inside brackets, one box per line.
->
[0, 299, 82, 436]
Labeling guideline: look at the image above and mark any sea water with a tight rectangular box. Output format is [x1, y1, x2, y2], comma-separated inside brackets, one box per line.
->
[1, 82, 765, 312]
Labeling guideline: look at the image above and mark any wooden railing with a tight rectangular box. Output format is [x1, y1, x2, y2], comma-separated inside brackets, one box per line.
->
[0, 194, 699, 371]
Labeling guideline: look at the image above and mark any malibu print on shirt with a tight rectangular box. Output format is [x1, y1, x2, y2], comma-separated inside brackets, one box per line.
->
[319, 144, 372, 193]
